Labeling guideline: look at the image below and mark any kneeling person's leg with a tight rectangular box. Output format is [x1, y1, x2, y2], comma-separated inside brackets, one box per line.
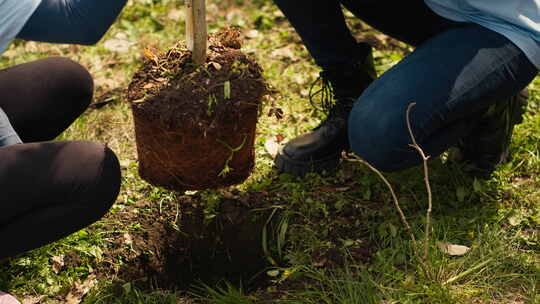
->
[0, 141, 121, 259]
[0, 57, 94, 142]
[349, 24, 537, 173]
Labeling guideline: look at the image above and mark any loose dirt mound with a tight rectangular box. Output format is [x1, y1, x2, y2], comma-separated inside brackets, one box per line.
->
[95, 193, 275, 290]
[127, 28, 267, 191]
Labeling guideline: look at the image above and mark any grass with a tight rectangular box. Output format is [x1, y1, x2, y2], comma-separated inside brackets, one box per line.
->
[0, 0, 539, 303]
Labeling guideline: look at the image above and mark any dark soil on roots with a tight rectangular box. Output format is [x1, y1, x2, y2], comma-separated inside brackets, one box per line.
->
[127, 28, 267, 191]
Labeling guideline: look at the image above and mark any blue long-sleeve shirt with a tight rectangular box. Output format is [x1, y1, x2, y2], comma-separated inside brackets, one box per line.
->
[0, 0, 127, 147]
[425, 0, 540, 69]
[0, 107, 21, 146]
[18, 0, 128, 45]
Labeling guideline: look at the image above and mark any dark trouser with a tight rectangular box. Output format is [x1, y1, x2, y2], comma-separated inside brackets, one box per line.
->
[274, 0, 538, 171]
[0, 58, 121, 259]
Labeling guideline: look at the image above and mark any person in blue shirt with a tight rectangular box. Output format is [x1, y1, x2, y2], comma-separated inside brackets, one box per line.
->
[273, 0, 539, 179]
[0, 1, 128, 302]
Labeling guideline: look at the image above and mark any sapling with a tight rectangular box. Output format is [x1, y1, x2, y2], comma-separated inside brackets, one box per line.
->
[185, 0, 207, 65]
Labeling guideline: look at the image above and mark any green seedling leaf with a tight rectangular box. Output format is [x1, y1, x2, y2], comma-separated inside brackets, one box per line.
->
[224, 81, 231, 99]
[388, 223, 398, 238]
[472, 178, 484, 192]
[362, 188, 372, 200]
[343, 239, 355, 247]
[278, 219, 288, 256]
[122, 282, 132, 295]
[207, 94, 217, 116]
[456, 186, 468, 202]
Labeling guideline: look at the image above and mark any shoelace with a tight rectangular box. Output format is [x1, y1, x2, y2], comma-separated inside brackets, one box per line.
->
[309, 71, 335, 114]
[307, 72, 354, 132]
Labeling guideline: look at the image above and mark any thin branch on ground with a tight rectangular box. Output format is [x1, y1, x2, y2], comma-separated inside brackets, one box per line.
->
[347, 101, 434, 276]
[405, 102, 433, 262]
[347, 154, 418, 253]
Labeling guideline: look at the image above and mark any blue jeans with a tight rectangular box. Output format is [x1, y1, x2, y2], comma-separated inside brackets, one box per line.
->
[274, 0, 538, 171]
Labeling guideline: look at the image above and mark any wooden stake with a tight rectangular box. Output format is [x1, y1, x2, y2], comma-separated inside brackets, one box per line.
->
[185, 0, 207, 65]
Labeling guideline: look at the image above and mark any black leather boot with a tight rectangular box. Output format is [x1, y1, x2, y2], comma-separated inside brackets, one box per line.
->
[275, 43, 377, 176]
[454, 88, 529, 179]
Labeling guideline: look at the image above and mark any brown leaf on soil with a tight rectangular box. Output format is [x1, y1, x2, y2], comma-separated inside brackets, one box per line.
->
[268, 107, 284, 120]
[270, 46, 298, 61]
[65, 274, 97, 304]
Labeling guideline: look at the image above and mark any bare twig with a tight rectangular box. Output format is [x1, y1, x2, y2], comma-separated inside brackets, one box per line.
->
[405, 102, 433, 262]
[347, 101, 435, 277]
[347, 155, 418, 250]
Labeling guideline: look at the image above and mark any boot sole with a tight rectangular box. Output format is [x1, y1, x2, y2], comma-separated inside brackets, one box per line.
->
[275, 147, 341, 176]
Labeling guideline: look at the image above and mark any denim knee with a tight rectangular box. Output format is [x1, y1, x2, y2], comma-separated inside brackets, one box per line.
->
[348, 101, 414, 172]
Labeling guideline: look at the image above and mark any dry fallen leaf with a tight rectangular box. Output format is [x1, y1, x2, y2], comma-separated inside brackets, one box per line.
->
[51, 254, 65, 274]
[22, 295, 45, 304]
[437, 242, 471, 256]
[103, 38, 133, 53]
[245, 29, 259, 39]
[65, 274, 98, 304]
[167, 9, 185, 20]
[264, 137, 281, 158]
[270, 46, 298, 60]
